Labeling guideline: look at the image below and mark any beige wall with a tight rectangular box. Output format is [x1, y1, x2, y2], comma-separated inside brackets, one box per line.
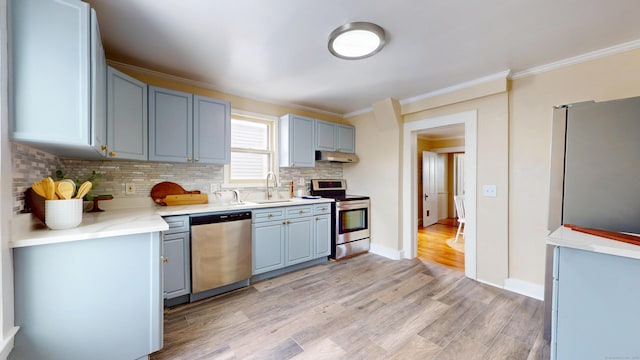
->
[406, 93, 509, 286]
[509, 48, 640, 285]
[343, 111, 402, 254]
[346, 48, 640, 291]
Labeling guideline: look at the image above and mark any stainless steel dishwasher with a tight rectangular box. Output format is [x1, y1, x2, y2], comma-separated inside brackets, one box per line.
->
[189, 211, 251, 301]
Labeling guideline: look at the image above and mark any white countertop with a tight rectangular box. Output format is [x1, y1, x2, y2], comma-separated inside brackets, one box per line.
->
[547, 225, 640, 260]
[11, 197, 334, 248]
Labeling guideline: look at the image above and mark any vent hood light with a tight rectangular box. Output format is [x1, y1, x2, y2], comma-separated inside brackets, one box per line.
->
[328, 22, 386, 60]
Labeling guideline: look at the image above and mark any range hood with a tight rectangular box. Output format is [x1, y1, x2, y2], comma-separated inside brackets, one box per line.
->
[315, 150, 359, 163]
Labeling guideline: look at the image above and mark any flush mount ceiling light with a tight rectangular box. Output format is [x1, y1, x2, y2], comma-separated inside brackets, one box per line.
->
[328, 22, 386, 60]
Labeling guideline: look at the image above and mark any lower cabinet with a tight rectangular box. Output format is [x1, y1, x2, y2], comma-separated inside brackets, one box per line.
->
[12, 232, 163, 360]
[162, 216, 191, 300]
[252, 203, 331, 275]
[551, 246, 640, 359]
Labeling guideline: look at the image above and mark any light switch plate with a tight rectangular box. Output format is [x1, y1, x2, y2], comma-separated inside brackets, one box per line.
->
[483, 185, 497, 197]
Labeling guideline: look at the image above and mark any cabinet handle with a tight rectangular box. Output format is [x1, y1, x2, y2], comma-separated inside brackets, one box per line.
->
[109, 151, 116, 157]
[268, 214, 273, 218]
[163, 257, 169, 263]
[299, 210, 304, 214]
[187, 157, 192, 162]
[195, 158, 199, 162]
[288, 220, 291, 224]
[101, 145, 108, 151]
[282, 221, 286, 225]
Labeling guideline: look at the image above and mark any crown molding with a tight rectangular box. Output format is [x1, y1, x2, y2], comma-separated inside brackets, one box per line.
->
[343, 107, 373, 119]
[106, 60, 344, 119]
[511, 38, 640, 80]
[400, 70, 511, 106]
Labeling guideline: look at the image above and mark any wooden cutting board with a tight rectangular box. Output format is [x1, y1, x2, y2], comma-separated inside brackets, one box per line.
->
[164, 194, 209, 206]
[564, 224, 640, 246]
[151, 181, 201, 205]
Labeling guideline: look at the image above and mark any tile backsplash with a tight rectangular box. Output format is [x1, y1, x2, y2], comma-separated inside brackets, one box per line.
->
[12, 143, 342, 213]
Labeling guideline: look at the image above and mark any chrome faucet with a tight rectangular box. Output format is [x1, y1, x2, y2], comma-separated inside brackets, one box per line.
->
[265, 171, 278, 200]
[232, 189, 243, 204]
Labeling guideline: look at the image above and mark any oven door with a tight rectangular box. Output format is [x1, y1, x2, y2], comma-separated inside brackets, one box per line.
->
[335, 199, 370, 244]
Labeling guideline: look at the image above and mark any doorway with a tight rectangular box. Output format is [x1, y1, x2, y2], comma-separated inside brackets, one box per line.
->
[402, 110, 477, 280]
[417, 132, 465, 271]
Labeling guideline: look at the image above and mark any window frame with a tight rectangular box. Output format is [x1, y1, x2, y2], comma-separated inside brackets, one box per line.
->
[223, 110, 278, 187]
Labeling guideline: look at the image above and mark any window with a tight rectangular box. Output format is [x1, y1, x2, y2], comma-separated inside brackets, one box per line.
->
[226, 112, 277, 184]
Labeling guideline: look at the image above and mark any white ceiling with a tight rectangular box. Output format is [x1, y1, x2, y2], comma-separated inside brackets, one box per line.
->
[87, 0, 640, 117]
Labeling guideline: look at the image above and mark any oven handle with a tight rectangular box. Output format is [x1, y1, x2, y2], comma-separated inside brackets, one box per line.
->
[336, 200, 370, 210]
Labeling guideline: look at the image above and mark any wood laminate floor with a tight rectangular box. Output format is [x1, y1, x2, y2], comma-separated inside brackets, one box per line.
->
[151, 253, 549, 360]
[418, 220, 465, 272]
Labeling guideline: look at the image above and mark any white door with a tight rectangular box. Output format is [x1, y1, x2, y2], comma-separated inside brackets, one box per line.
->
[422, 151, 438, 226]
[453, 153, 465, 217]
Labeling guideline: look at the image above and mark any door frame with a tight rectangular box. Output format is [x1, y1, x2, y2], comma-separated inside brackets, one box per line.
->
[402, 110, 477, 279]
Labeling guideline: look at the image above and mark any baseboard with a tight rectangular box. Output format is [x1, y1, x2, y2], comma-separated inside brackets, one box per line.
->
[0, 326, 19, 360]
[369, 243, 403, 260]
[504, 278, 544, 300]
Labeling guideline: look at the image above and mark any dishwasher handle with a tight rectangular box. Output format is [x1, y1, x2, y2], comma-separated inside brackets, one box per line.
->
[190, 211, 251, 226]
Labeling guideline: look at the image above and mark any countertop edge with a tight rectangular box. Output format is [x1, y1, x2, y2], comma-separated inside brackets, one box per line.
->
[546, 226, 640, 260]
[11, 198, 334, 248]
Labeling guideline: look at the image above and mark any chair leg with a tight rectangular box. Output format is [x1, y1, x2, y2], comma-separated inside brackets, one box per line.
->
[454, 223, 462, 242]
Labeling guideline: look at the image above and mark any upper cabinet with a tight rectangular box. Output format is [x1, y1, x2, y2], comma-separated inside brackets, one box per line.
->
[279, 114, 315, 168]
[149, 86, 230, 164]
[315, 120, 356, 153]
[10, 0, 107, 159]
[106, 67, 148, 161]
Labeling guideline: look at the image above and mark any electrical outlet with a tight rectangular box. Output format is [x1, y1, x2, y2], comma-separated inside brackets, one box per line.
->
[482, 185, 497, 197]
[125, 183, 136, 195]
[210, 183, 220, 193]
[298, 177, 305, 186]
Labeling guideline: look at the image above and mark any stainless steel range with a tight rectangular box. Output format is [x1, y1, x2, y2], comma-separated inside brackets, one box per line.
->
[310, 179, 370, 259]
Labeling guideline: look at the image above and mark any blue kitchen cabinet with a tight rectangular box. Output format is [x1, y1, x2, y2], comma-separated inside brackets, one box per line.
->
[336, 124, 356, 153]
[149, 86, 193, 163]
[193, 95, 231, 164]
[314, 204, 331, 257]
[252, 205, 329, 275]
[252, 220, 286, 275]
[162, 215, 191, 299]
[280, 114, 316, 167]
[12, 232, 163, 360]
[10, 0, 107, 159]
[551, 246, 640, 359]
[286, 206, 314, 265]
[315, 120, 356, 153]
[106, 66, 148, 160]
[149, 86, 230, 164]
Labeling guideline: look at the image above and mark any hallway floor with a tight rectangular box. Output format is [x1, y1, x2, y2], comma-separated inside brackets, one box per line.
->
[418, 219, 465, 272]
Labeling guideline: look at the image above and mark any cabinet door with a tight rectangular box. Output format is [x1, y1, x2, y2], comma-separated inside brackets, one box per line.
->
[252, 221, 285, 274]
[336, 124, 355, 153]
[149, 86, 193, 162]
[280, 115, 315, 167]
[91, 9, 107, 155]
[163, 232, 191, 299]
[286, 217, 314, 265]
[10, 0, 95, 154]
[193, 95, 231, 164]
[107, 67, 148, 160]
[314, 214, 331, 257]
[553, 247, 640, 359]
[315, 120, 336, 151]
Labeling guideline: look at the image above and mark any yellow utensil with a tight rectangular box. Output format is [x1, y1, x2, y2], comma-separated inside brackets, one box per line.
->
[43, 177, 56, 200]
[56, 181, 74, 200]
[75, 181, 92, 199]
[31, 181, 47, 198]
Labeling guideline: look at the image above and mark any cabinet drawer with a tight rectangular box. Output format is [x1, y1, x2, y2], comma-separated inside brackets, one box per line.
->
[313, 203, 332, 215]
[163, 215, 190, 234]
[287, 205, 313, 219]
[252, 208, 285, 223]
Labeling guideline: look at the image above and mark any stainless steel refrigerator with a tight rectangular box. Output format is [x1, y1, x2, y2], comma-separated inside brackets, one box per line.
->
[543, 95, 640, 340]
